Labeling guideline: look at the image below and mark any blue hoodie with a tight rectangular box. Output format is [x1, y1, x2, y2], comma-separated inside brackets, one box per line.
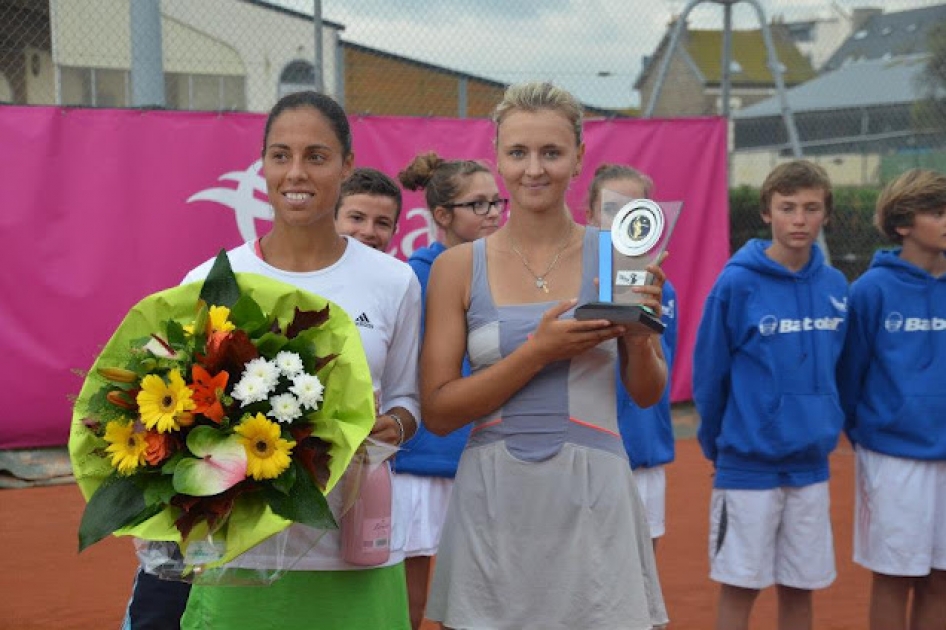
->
[694, 239, 849, 489]
[617, 280, 677, 469]
[838, 249, 946, 461]
[393, 242, 472, 477]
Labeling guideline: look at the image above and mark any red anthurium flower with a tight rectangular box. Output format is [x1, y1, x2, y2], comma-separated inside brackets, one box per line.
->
[190, 364, 229, 423]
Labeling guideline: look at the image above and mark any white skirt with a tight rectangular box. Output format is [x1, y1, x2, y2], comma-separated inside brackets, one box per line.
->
[392, 472, 455, 557]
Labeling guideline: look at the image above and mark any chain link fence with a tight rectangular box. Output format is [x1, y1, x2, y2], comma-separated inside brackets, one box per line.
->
[2, 0, 945, 279]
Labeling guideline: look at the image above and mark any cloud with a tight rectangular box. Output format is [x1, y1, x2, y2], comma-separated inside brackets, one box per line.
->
[322, 0, 671, 108]
[274, 0, 945, 108]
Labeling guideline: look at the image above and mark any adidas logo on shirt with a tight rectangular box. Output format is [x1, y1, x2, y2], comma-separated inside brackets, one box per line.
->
[354, 312, 374, 329]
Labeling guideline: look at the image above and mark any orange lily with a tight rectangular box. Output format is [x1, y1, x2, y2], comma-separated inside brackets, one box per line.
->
[190, 364, 229, 423]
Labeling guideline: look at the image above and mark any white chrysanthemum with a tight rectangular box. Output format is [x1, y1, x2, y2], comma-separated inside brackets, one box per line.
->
[290, 373, 324, 409]
[268, 393, 303, 423]
[231, 374, 270, 405]
[242, 357, 279, 390]
[274, 351, 304, 377]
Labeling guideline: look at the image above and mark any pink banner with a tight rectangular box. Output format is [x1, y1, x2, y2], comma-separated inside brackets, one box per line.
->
[0, 106, 728, 449]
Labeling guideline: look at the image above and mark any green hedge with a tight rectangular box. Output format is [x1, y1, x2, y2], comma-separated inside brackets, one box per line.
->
[728, 186, 888, 282]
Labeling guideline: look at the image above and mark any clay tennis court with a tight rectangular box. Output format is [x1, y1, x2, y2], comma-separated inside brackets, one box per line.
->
[0, 421, 868, 629]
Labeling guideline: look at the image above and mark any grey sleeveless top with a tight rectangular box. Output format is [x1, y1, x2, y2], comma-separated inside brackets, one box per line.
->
[426, 226, 668, 630]
[465, 226, 627, 462]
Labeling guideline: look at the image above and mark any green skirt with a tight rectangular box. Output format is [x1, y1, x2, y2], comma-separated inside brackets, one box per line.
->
[181, 564, 409, 630]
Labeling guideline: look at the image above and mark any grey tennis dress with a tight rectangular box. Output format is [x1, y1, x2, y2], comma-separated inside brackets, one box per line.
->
[426, 228, 668, 630]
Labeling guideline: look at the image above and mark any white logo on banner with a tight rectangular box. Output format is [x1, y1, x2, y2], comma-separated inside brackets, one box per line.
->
[187, 160, 273, 242]
[187, 161, 437, 258]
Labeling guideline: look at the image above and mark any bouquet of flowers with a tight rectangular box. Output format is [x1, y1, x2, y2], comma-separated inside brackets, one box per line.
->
[69, 251, 375, 579]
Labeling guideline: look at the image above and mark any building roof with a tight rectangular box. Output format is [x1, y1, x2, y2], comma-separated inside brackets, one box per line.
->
[686, 29, 815, 86]
[636, 25, 815, 89]
[733, 54, 934, 119]
[823, 4, 946, 72]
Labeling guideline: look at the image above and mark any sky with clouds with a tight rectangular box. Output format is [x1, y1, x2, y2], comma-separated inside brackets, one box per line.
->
[277, 0, 944, 109]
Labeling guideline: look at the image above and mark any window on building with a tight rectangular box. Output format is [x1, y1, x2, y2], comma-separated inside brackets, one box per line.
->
[165, 73, 246, 111]
[278, 60, 316, 99]
[60, 67, 129, 107]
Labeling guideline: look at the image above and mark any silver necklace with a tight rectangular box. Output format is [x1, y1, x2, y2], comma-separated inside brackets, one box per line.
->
[509, 223, 574, 293]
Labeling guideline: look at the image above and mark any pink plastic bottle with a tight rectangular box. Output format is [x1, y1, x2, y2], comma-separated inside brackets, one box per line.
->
[341, 458, 392, 566]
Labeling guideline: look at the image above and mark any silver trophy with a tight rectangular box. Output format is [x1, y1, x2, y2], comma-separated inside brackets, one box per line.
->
[576, 190, 682, 334]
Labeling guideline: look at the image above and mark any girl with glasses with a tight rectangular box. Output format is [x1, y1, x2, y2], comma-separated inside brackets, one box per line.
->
[394, 151, 502, 629]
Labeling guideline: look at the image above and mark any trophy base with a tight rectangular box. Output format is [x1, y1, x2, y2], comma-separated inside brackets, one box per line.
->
[574, 302, 665, 334]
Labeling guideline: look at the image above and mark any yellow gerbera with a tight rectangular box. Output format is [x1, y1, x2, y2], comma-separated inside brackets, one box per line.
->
[234, 413, 296, 480]
[184, 305, 236, 336]
[136, 369, 196, 433]
[103, 421, 148, 474]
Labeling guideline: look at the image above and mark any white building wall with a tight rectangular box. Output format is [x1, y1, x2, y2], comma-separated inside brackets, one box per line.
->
[161, 0, 340, 112]
[48, 0, 341, 112]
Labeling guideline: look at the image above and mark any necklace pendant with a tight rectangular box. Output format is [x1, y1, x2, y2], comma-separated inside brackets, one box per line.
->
[536, 278, 549, 293]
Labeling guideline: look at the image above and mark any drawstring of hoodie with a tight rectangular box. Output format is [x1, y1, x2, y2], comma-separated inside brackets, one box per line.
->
[793, 275, 820, 392]
[920, 279, 939, 370]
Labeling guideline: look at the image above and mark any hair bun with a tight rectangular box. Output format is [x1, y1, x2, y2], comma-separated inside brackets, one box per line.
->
[398, 151, 444, 191]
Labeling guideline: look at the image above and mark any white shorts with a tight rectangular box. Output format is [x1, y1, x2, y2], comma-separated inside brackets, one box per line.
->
[708, 483, 836, 590]
[392, 472, 454, 557]
[854, 446, 946, 576]
[633, 466, 666, 539]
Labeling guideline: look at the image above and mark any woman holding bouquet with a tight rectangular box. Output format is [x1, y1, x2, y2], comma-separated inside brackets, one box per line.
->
[420, 81, 669, 629]
[126, 90, 422, 630]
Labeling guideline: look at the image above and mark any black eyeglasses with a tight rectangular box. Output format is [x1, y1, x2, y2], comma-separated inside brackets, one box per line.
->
[444, 198, 508, 215]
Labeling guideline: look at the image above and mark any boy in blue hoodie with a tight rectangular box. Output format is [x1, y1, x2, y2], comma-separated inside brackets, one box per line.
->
[694, 160, 848, 630]
[838, 168, 946, 630]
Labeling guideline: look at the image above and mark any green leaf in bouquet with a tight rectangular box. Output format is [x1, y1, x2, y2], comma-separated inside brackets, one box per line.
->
[78, 473, 149, 552]
[135, 356, 158, 375]
[143, 474, 177, 506]
[191, 302, 209, 337]
[161, 449, 185, 474]
[229, 293, 267, 335]
[173, 426, 247, 496]
[82, 386, 126, 426]
[270, 459, 297, 495]
[199, 250, 241, 309]
[263, 460, 336, 530]
[124, 502, 166, 529]
[166, 319, 187, 347]
[253, 331, 290, 358]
